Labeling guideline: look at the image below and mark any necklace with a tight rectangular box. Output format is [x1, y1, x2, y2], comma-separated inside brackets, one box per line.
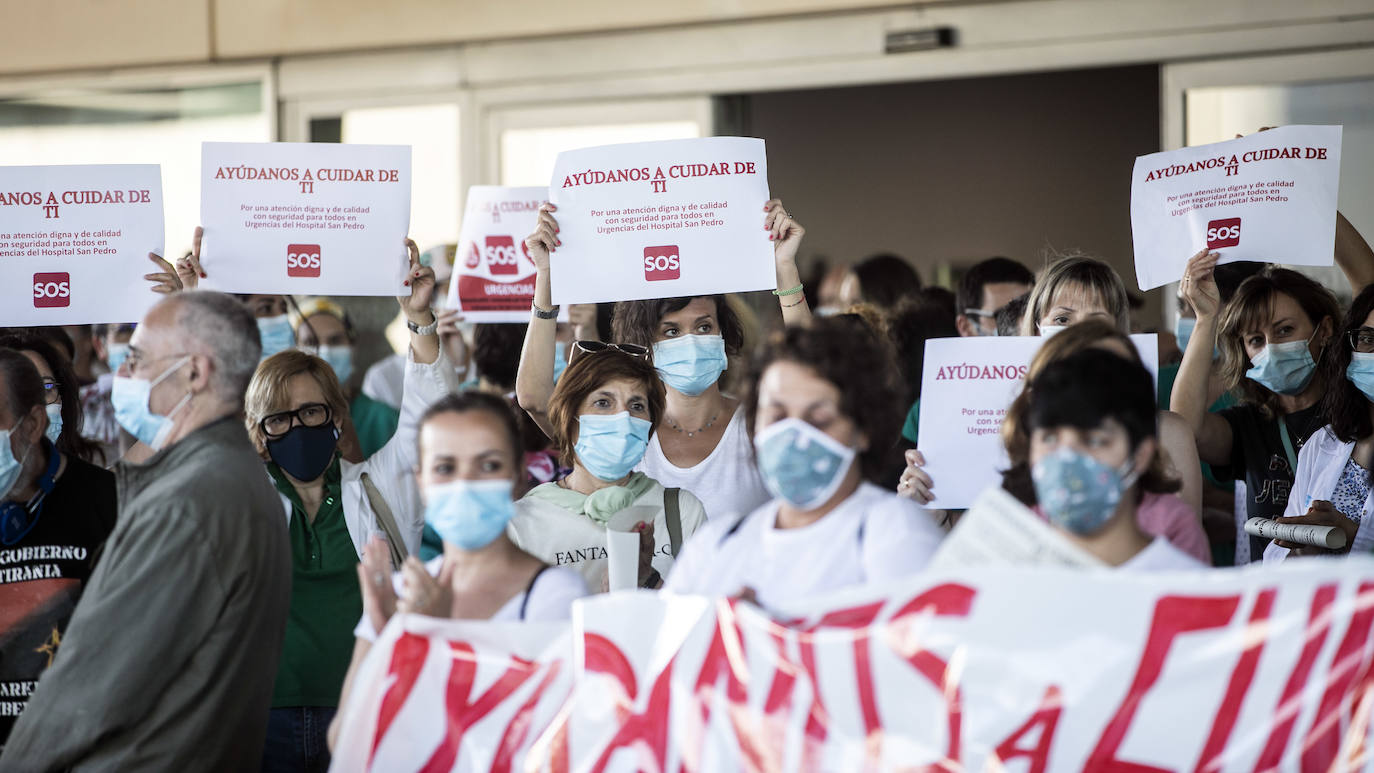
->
[666, 411, 720, 438]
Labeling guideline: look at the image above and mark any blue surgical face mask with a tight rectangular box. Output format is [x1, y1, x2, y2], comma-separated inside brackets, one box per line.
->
[652, 334, 728, 396]
[424, 479, 516, 550]
[0, 429, 27, 499]
[44, 404, 62, 446]
[257, 314, 296, 360]
[1348, 351, 1374, 402]
[1246, 335, 1318, 396]
[1174, 316, 1196, 354]
[316, 345, 354, 385]
[574, 411, 651, 482]
[111, 355, 192, 451]
[106, 342, 130, 373]
[1032, 446, 1138, 536]
[553, 341, 568, 384]
[754, 418, 857, 511]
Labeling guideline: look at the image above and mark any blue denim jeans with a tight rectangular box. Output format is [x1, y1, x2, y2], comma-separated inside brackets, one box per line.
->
[261, 706, 335, 773]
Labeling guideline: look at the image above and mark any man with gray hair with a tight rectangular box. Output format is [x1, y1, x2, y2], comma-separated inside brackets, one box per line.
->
[0, 291, 291, 771]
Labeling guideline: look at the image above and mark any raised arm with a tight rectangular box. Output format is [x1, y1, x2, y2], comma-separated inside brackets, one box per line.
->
[766, 199, 812, 328]
[515, 204, 559, 439]
[1336, 212, 1374, 296]
[1170, 249, 1234, 466]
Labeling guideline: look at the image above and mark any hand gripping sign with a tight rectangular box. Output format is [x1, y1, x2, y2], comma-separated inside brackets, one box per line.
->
[332, 558, 1374, 772]
[1130, 125, 1343, 291]
[547, 137, 776, 305]
[199, 141, 412, 296]
[916, 334, 1158, 510]
[446, 186, 553, 322]
[0, 164, 163, 325]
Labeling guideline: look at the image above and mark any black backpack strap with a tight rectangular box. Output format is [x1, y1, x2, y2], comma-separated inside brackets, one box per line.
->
[520, 565, 551, 621]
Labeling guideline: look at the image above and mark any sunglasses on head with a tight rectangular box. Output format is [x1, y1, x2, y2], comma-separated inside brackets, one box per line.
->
[567, 340, 650, 368]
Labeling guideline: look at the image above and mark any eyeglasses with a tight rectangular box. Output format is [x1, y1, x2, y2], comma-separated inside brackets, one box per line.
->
[1349, 328, 1374, 354]
[567, 340, 650, 368]
[259, 402, 333, 439]
[40, 380, 61, 406]
[123, 349, 190, 374]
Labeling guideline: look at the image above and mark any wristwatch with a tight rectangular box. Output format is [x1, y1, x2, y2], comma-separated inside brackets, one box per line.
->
[532, 303, 560, 320]
[406, 311, 439, 335]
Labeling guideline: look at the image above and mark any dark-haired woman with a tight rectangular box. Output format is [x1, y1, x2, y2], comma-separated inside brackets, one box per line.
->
[516, 200, 809, 521]
[0, 332, 107, 466]
[664, 318, 943, 608]
[1005, 348, 1204, 570]
[1265, 284, 1374, 562]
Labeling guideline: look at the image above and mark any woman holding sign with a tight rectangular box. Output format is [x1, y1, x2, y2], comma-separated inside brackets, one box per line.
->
[665, 318, 943, 608]
[516, 200, 809, 522]
[243, 243, 463, 773]
[508, 345, 706, 591]
[1263, 284, 1374, 562]
[1173, 253, 1343, 562]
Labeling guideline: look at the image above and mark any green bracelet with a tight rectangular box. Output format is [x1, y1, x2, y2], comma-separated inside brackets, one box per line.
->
[772, 284, 804, 297]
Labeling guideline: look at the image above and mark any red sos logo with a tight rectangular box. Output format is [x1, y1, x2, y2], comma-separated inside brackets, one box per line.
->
[287, 244, 321, 277]
[484, 236, 519, 275]
[1206, 218, 1242, 249]
[33, 272, 71, 308]
[644, 246, 680, 281]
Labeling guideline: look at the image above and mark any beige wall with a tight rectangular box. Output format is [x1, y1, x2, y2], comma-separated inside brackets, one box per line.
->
[0, 0, 928, 75]
[748, 65, 1162, 311]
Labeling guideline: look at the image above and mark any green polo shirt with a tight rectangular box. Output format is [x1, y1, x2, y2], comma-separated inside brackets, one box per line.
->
[268, 458, 362, 708]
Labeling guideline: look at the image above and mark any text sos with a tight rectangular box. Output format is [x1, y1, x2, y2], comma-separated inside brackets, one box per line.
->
[1206, 218, 1242, 250]
[644, 246, 681, 281]
[485, 236, 519, 275]
[33, 272, 71, 308]
[287, 244, 322, 277]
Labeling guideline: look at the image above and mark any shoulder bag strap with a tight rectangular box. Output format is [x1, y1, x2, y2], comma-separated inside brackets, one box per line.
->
[664, 487, 683, 558]
[360, 472, 408, 571]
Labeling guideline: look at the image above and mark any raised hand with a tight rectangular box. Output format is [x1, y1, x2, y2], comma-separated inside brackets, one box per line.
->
[1179, 249, 1221, 321]
[144, 252, 183, 294]
[765, 199, 805, 267]
[399, 238, 437, 316]
[174, 226, 206, 289]
[897, 448, 935, 505]
[524, 203, 559, 274]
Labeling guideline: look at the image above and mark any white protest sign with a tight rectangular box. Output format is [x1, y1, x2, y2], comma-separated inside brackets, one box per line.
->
[334, 559, 1374, 772]
[917, 334, 1158, 509]
[0, 164, 163, 325]
[199, 142, 411, 296]
[446, 185, 549, 322]
[1130, 125, 1342, 290]
[547, 137, 774, 305]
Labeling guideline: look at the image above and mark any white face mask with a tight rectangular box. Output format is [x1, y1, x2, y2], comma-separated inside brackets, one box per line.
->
[1038, 324, 1067, 338]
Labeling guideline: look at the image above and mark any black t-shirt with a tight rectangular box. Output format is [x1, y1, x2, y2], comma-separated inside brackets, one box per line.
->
[1214, 401, 1325, 561]
[0, 453, 117, 745]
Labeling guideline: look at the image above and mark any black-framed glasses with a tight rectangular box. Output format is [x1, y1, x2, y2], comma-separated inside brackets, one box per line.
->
[40, 380, 61, 406]
[568, 340, 650, 367]
[259, 402, 333, 438]
[1349, 328, 1374, 354]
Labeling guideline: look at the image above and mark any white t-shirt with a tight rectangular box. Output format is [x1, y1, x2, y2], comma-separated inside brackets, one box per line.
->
[664, 482, 944, 610]
[1119, 536, 1209, 571]
[636, 406, 771, 522]
[352, 556, 588, 641]
[508, 479, 707, 592]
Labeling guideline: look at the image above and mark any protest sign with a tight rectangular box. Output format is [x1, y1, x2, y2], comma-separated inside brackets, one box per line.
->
[446, 186, 551, 322]
[1131, 125, 1342, 290]
[199, 142, 411, 296]
[332, 558, 1374, 772]
[0, 164, 163, 325]
[547, 137, 774, 305]
[916, 334, 1157, 510]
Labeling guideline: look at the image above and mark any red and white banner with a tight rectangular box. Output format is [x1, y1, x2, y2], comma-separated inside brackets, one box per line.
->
[447, 186, 550, 322]
[331, 558, 1374, 772]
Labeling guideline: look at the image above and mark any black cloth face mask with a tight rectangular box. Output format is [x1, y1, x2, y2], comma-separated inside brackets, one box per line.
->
[267, 423, 339, 482]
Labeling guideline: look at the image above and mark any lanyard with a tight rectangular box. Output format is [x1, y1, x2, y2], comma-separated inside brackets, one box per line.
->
[1278, 416, 1299, 473]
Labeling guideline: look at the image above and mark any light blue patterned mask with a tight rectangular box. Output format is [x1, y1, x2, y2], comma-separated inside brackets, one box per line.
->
[1032, 446, 1138, 536]
[257, 314, 296, 360]
[1246, 336, 1317, 396]
[574, 412, 651, 482]
[44, 404, 62, 445]
[1347, 351, 1374, 402]
[754, 418, 856, 510]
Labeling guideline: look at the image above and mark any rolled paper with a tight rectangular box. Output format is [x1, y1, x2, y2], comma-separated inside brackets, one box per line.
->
[1245, 517, 1347, 550]
[605, 529, 641, 592]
